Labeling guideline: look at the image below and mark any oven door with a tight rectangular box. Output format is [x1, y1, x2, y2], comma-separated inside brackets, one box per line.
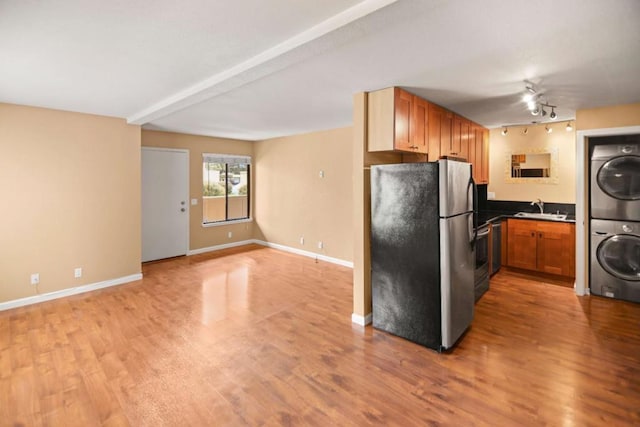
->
[474, 225, 490, 301]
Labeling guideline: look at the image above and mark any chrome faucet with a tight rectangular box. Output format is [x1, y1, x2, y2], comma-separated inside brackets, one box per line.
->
[531, 198, 544, 214]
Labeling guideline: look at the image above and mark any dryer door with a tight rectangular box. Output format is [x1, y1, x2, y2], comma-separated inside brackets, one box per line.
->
[596, 235, 640, 281]
[597, 155, 640, 200]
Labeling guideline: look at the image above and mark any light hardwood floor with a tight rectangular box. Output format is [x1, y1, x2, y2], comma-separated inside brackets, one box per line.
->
[1, 244, 639, 426]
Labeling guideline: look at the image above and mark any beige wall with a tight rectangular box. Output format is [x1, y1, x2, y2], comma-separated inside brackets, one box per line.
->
[253, 127, 354, 262]
[488, 123, 576, 203]
[141, 130, 254, 251]
[0, 103, 141, 304]
[576, 103, 640, 130]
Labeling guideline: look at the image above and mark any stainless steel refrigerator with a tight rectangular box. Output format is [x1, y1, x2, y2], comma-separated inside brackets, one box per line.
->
[370, 160, 475, 351]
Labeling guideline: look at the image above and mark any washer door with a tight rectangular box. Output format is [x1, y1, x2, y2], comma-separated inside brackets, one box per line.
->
[596, 155, 640, 201]
[597, 235, 640, 281]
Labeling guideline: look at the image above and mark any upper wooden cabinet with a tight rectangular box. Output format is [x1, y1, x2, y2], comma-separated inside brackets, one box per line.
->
[367, 87, 489, 183]
[368, 87, 427, 154]
[427, 103, 452, 162]
[448, 115, 470, 160]
[468, 125, 489, 184]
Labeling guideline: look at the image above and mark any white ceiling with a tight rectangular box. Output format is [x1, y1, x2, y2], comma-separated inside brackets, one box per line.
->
[2, 0, 640, 140]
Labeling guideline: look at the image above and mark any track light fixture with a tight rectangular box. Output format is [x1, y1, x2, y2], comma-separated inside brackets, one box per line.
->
[499, 120, 574, 136]
[520, 82, 558, 120]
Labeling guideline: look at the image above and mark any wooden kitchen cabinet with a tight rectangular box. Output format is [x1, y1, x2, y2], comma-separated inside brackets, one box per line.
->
[427, 103, 452, 161]
[470, 126, 490, 184]
[368, 87, 427, 154]
[367, 87, 488, 174]
[447, 115, 470, 160]
[480, 128, 489, 184]
[507, 219, 575, 277]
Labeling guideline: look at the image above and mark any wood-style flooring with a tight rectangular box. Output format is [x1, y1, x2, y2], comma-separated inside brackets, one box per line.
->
[1, 244, 639, 426]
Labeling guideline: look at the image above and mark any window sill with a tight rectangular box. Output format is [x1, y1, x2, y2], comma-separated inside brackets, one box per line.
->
[202, 218, 253, 228]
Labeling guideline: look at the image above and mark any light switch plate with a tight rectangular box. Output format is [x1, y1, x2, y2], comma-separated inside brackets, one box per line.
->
[191, 199, 198, 205]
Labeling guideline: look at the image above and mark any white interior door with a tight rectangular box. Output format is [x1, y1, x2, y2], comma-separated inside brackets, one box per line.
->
[142, 148, 189, 262]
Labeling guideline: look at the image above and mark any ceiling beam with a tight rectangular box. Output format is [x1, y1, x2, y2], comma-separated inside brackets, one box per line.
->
[127, 0, 398, 125]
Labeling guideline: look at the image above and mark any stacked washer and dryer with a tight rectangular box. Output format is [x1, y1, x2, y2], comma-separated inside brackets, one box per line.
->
[589, 135, 640, 303]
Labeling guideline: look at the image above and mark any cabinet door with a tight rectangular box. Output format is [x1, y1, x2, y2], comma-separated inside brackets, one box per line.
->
[440, 110, 453, 157]
[537, 222, 575, 277]
[394, 88, 412, 151]
[459, 118, 470, 161]
[410, 96, 428, 154]
[481, 129, 490, 183]
[450, 115, 461, 157]
[507, 219, 537, 270]
[468, 125, 478, 181]
[427, 104, 442, 161]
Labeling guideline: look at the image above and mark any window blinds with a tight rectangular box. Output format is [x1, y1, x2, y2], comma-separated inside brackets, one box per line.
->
[203, 154, 251, 165]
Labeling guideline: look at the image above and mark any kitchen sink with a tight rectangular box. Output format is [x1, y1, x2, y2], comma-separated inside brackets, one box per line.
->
[515, 212, 567, 221]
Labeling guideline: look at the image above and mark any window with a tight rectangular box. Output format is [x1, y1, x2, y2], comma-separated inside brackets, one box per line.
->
[202, 154, 251, 224]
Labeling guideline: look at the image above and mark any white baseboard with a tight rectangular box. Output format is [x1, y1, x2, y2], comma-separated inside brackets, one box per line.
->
[351, 312, 372, 326]
[0, 273, 143, 312]
[252, 240, 354, 268]
[187, 239, 256, 255]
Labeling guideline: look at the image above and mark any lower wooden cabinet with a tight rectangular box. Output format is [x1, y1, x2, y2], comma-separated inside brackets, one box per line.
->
[506, 219, 575, 277]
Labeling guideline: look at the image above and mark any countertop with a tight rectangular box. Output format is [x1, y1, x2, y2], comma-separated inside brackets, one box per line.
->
[476, 210, 576, 228]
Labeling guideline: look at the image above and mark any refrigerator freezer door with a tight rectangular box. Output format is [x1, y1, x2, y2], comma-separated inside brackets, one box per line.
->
[440, 212, 475, 349]
[439, 160, 473, 218]
[370, 162, 442, 350]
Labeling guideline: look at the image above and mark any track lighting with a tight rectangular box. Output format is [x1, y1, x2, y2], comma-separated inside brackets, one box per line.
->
[499, 120, 573, 136]
[520, 82, 560, 121]
[522, 85, 536, 102]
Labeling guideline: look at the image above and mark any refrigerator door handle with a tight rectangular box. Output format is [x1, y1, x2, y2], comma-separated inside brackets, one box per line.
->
[468, 176, 478, 249]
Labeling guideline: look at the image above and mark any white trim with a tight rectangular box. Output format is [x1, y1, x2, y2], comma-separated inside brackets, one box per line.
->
[127, 0, 399, 125]
[351, 312, 372, 326]
[202, 218, 253, 228]
[575, 125, 640, 297]
[0, 273, 143, 312]
[187, 239, 256, 255]
[141, 147, 189, 154]
[252, 240, 354, 268]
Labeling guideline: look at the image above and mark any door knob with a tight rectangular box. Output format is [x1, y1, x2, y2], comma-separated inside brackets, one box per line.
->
[181, 208, 186, 212]
[181, 201, 186, 205]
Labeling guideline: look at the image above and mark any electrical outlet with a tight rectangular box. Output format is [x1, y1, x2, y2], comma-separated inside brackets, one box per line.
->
[228, 231, 232, 239]
[488, 191, 496, 200]
[74, 267, 82, 278]
[191, 198, 198, 206]
[319, 170, 325, 178]
[300, 236, 304, 245]
[30, 273, 39, 285]
[317, 241, 323, 249]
